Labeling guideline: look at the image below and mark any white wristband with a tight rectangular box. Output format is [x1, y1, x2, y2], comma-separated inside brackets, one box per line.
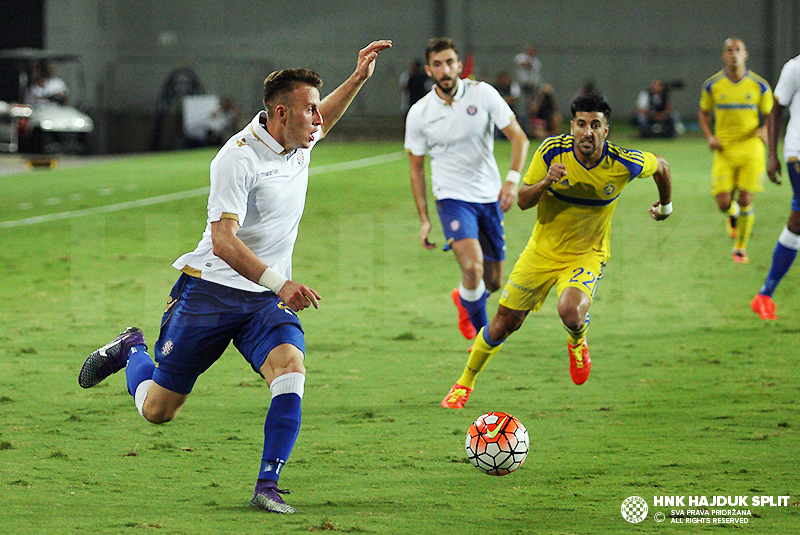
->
[258, 267, 288, 294]
[505, 170, 521, 185]
[658, 202, 673, 216]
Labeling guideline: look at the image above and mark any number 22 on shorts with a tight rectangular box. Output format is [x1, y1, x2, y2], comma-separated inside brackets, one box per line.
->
[569, 267, 598, 297]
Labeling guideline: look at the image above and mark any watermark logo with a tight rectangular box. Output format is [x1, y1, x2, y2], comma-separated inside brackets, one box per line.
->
[621, 496, 648, 523]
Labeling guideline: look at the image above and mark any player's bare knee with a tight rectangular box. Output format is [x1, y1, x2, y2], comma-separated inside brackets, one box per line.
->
[558, 307, 584, 331]
[142, 405, 175, 425]
[787, 213, 800, 235]
[462, 262, 484, 286]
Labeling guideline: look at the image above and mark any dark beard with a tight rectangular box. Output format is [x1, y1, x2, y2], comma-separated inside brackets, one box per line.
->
[435, 78, 457, 97]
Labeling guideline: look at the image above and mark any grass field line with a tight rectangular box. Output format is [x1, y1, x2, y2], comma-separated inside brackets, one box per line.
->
[0, 151, 405, 229]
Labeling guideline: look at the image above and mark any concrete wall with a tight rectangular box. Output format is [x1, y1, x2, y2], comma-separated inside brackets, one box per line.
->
[42, 0, 800, 152]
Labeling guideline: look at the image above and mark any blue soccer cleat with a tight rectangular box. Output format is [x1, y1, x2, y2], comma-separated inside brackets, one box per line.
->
[78, 327, 145, 388]
[250, 480, 297, 514]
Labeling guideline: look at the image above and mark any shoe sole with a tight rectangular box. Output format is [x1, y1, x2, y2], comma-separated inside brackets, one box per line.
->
[250, 494, 297, 514]
[78, 327, 142, 388]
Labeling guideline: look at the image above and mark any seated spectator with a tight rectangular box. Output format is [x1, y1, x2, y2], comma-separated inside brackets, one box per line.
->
[493, 71, 521, 110]
[636, 80, 677, 138]
[529, 83, 562, 138]
[26, 61, 69, 106]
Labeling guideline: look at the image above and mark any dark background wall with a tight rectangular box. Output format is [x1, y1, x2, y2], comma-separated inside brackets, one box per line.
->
[6, 0, 799, 153]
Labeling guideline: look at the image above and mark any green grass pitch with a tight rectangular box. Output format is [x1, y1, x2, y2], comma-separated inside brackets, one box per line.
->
[1, 132, 798, 534]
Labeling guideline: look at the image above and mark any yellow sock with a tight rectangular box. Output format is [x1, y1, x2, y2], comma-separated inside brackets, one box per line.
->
[735, 205, 754, 250]
[564, 320, 589, 346]
[727, 201, 740, 218]
[457, 327, 504, 389]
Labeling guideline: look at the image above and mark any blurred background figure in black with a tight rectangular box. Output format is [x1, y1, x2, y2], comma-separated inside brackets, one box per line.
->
[635, 79, 684, 138]
[400, 59, 431, 118]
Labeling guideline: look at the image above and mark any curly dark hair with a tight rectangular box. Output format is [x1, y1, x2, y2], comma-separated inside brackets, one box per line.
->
[570, 92, 612, 120]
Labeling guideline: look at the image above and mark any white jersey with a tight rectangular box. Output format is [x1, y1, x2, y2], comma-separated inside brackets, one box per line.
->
[774, 54, 800, 159]
[173, 112, 315, 292]
[404, 79, 515, 203]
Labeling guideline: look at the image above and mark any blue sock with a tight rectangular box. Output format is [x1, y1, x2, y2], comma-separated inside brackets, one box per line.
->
[482, 324, 503, 347]
[258, 373, 304, 483]
[760, 242, 798, 297]
[461, 290, 489, 332]
[125, 344, 154, 396]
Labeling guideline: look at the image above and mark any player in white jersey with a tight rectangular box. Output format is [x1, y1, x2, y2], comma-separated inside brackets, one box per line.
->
[751, 53, 800, 320]
[405, 38, 529, 343]
[78, 40, 392, 514]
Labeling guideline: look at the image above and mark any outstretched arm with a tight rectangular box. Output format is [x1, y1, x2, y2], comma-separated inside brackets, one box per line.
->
[648, 155, 673, 221]
[318, 40, 393, 138]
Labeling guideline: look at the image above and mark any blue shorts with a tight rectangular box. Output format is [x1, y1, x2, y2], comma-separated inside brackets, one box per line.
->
[788, 158, 800, 212]
[435, 199, 506, 262]
[151, 273, 305, 395]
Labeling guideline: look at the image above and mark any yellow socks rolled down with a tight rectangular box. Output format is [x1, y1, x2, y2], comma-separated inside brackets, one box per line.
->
[457, 327, 504, 389]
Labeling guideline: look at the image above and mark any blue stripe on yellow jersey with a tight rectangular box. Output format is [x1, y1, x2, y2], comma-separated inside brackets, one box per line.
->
[521, 134, 659, 260]
[700, 69, 773, 145]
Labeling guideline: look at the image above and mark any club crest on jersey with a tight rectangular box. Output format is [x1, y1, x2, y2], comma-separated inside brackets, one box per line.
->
[162, 340, 174, 356]
[603, 183, 616, 196]
[450, 220, 461, 231]
[466, 105, 478, 116]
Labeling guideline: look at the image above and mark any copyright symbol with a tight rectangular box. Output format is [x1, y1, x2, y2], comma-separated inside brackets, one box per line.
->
[654, 512, 666, 523]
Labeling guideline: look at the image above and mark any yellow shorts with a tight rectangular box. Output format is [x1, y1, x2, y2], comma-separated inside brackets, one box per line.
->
[498, 245, 605, 312]
[711, 137, 766, 195]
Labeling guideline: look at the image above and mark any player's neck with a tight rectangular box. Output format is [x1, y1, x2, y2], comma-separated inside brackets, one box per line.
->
[435, 79, 459, 104]
[726, 65, 746, 82]
[573, 145, 604, 167]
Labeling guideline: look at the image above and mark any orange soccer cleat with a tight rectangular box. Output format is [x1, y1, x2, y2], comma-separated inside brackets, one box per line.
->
[750, 294, 777, 320]
[451, 288, 477, 340]
[732, 248, 750, 264]
[441, 383, 473, 409]
[568, 340, 591, 385]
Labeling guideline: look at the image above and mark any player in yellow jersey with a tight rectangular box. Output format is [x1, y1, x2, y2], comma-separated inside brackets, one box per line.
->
[699, 38, 773, 264]
[441, 93, 673, 408]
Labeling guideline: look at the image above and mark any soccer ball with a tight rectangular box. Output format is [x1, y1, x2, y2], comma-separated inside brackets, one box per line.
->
[465, 412, 529, 476]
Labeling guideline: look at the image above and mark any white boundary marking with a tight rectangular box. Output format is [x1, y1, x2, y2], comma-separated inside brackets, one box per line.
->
[0, 151, 405, 229]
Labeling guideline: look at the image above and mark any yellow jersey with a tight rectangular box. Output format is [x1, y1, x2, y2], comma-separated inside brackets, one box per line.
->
[522, 135, 659, 261]
[700, 69, 773, 146]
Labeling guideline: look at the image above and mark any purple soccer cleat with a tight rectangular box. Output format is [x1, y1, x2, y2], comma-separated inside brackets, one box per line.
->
[250, 480, 297, 514]
[78, 327, 145, 388]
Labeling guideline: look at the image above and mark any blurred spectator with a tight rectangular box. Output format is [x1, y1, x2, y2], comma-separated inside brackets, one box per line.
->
[636, 79, 679, 138]
[514, 45, 541, 98]
[26, 61, 68, 106]
[529, 83, 562, 138]
[400, 59, 431, 117]
[205, 97, 241, 145]
[493, 71, 522, 139]
[493, 71, 521, 110]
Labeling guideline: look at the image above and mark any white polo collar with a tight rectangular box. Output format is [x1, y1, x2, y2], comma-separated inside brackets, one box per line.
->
[250, 111, 290, 155]
[432, 78, 466, 105]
